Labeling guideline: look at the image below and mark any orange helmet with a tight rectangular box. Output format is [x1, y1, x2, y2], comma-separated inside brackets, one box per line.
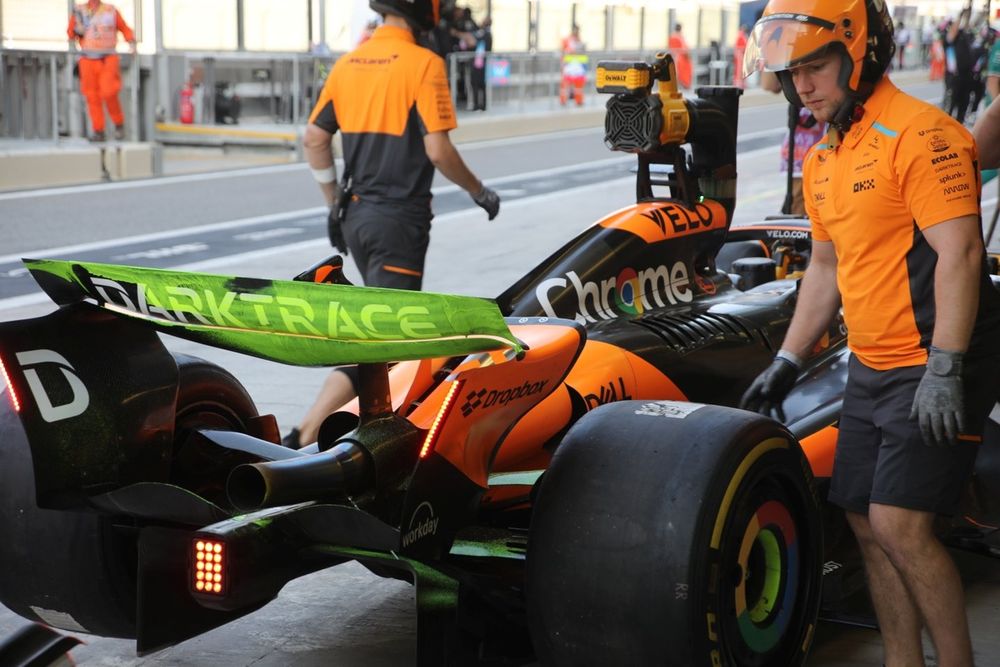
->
[742, 0, 894, 121]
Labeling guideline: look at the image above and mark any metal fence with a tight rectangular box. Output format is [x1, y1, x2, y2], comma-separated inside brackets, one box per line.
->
[1, 45, 746, 141]
[445, 46, 742, 111]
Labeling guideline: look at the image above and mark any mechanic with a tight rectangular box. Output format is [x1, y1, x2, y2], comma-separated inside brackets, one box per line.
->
[67, 0, 136, 142]
[284, 0, 500, 449]
[739, 1, 1000, 665]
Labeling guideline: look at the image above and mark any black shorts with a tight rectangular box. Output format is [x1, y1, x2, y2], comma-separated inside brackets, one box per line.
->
[828, 354, 1000, 516]
[342, 198, 431, 290]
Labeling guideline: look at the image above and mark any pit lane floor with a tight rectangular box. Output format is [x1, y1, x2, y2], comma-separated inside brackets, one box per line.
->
[2, 96, 1000, 666]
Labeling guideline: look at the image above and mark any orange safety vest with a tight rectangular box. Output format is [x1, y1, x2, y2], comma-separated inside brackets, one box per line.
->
[70, 3, 131, 52]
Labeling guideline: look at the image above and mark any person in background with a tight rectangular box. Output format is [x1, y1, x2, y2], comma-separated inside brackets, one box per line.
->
[67, 0, 135, 142]
[668, 23, 693, 89]
[946, 8, 975, 124]
[760, 70, 825, 215]
[894, 20, 910, 70]
[470, 17, 492, 111]
[733, 24, 749, 88]
[741, 1, 1000, 665]
[560, 24, 588, 106]
[929, 23, 946, 81]
[357, 18, 379, 46]
[286, 0, 501, 449]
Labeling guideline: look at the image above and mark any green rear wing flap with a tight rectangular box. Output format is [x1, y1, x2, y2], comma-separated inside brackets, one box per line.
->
[24, 259, 521, 366]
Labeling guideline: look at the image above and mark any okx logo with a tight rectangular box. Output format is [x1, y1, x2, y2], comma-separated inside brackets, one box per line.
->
[852, 178, 875, 193]
[16, 350, 90, 422]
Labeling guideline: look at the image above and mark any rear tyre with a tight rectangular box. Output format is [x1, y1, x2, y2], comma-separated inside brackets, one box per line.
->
[527, 402, 823, 666]
[0, 354, 257, 638]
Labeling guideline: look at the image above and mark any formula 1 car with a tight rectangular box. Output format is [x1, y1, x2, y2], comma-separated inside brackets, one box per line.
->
[1, 55, 998, 666]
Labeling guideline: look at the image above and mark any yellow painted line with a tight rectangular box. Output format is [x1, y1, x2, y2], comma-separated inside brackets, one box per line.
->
[155, 122, 298, 141]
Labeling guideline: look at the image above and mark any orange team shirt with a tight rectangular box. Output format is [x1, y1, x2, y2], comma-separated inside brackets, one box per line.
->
[308, 25, 456, 203]
[803, 77, 997, 370]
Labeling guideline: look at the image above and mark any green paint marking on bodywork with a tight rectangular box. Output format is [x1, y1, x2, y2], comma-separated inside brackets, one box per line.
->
[25, 259, 521, 366]
[449, 538, 526, 560]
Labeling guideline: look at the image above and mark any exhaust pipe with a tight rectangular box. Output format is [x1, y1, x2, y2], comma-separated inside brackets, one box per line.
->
[227, 440, 371, 511]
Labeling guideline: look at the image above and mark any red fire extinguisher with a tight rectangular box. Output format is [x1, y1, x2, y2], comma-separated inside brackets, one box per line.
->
[179, 84, 194, 124]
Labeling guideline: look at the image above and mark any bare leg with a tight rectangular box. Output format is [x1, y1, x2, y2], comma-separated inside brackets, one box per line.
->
[868, 503, 974, 667]
[297, 369, 357, 446]
[844, 510, 926, 667]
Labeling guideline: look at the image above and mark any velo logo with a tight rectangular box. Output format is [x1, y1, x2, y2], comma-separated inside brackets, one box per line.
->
[15, 350, 90, 422]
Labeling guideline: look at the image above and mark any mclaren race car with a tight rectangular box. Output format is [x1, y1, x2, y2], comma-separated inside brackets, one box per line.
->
[1, 54, 998, 666]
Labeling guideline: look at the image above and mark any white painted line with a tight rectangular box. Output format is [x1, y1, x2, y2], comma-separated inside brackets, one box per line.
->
[0, 161, 313, 202]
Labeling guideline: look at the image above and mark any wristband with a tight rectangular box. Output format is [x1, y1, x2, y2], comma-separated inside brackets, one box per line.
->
[776, 349, 803, 369]
[310, 166, 337, 184]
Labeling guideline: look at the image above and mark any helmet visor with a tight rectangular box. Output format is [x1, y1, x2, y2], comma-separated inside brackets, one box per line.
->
[741, 13, 840, 81]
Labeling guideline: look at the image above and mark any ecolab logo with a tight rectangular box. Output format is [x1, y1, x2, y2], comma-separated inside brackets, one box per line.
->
[535, 261, 692, 324]
[931, 152, 958, 165]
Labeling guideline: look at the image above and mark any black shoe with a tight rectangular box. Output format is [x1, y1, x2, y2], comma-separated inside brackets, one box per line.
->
[89, 131, 106, 143]
[281, 427, 301, 449]
[114, 125, 126, 141]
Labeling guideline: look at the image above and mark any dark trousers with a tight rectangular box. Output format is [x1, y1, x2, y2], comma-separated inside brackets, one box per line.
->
[341, 198, 431, 290]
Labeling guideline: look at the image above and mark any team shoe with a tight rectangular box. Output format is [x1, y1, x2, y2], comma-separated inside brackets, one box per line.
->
[88, 130, 106, 143]
[280, 427, 301, 449]
[114, 124, 126, 141]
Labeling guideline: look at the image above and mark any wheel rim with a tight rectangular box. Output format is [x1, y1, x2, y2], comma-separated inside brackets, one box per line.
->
[734, 499, 799, 654]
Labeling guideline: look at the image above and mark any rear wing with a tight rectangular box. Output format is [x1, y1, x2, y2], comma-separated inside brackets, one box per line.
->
[24, 259, 521, 367]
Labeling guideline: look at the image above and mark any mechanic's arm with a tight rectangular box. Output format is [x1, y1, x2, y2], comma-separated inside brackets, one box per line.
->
[424, 131, 480, 193]
[303, 123, 339, 207]
[424, 131, 500, 219]
[973, 98, 1000, 170]
[779, 240, 842, 359]
[923, 215, 983, 352]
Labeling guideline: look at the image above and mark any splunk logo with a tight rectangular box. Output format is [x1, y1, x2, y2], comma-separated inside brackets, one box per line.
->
[534, 262, 692, 324]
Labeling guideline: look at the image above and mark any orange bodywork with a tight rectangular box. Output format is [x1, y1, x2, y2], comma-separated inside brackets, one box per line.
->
[408, 322, 584, 488]
[800, 425, 838, 479]
[599, 199, 727, 244]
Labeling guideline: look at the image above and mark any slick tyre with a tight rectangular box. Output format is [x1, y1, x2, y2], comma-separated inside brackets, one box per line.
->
[0, 354, 256, 638]
[527, 402, 823, 666]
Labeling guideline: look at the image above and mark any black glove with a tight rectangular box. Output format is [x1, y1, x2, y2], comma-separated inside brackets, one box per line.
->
[739, 354, 801, 421]
[472, 185, 500, 220]
[909, 346, 966, 447]
[326, 205, 347, 255]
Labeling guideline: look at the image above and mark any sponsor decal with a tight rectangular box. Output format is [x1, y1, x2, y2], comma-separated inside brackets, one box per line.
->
[812, 175, 829, 185]
[943, 183, 970, 195]
[853, 159, 877, 172]
[931, 152, 958, 165]
[926, 135, 950, 152]
[634, 400, 705, 418]
[460, 380, 548, 416]
[823, 560, 843, 575]
[641, 202, 722, 237]
[15, 349, 90, 422]
[918, 128, 944, 136]
[934, 161, 963, 173]
[939, 171, 966, 184]
[402, 501, 439, 548]
[88, 277, 441, 341]
[813, 192, 826, 203]
[852, 178, 875, 193]
[347, 54, 399, 66]
[765, 229, 809, 240]
[583, 377, 633, 410]
[535, 261, 692, 324]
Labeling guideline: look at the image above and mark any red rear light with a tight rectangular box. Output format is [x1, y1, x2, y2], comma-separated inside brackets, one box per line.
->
[192, 539, 226, 595]
[0, 354, 20, 412]
[419, 379, 463, 459]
